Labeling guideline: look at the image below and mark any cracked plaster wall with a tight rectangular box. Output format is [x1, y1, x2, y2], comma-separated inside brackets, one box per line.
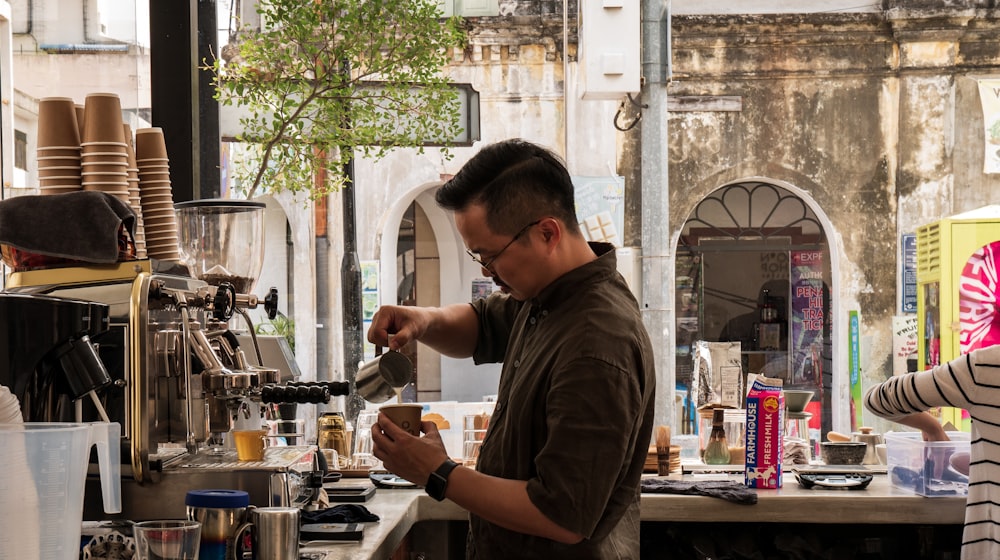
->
[644, 8, 1000, 426]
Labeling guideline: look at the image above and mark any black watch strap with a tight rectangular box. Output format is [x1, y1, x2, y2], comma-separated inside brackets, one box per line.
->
[426, 458, 460, 501]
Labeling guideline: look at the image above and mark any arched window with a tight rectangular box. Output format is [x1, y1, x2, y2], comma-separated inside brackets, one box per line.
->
[675, 181, 832, 450]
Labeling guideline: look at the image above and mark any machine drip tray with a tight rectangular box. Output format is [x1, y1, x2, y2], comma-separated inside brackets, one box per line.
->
[170, 446, 314, 470]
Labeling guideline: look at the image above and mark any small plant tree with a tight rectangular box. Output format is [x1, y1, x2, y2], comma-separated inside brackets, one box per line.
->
[211, 0, 467, 199]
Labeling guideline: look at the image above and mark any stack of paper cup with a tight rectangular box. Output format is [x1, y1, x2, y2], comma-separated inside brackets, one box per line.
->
[75, 104, 85, 139]
[123, 124, 146, 259]
[135, 127, 178, 261]
[36, 97, 82, 194]
[80, 93, 129, 203]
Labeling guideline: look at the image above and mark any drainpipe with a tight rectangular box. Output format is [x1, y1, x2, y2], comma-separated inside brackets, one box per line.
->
[341, 152, 365, 426]
[641, 0, 673, 432]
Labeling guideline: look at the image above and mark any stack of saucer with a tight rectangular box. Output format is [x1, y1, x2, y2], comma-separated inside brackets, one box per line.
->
[135, 127, 178, 261]
[123, 124, 146, 259]
[36, 97, 82, 195]
[80, 93, 129, 204]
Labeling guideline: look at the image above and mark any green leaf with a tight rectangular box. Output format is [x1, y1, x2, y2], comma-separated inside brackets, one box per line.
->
[207, 0, 466, 198]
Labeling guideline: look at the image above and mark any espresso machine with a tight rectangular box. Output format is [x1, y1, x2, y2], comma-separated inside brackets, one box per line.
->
[3, 199, 345, 520]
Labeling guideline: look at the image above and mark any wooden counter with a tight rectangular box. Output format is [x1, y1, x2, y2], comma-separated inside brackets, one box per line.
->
[301, 474, 966, 560]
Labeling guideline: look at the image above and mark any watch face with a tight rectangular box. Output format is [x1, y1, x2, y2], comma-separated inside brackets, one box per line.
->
[427, 473, 446, 500]
[425, 459, 458, 500]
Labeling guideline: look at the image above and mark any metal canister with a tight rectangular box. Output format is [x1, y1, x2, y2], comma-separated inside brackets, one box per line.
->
[185, 489, 250, 560]
[317, 411, 350, 459]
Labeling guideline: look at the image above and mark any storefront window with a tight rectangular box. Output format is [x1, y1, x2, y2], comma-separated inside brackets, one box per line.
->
[676, 182, 832, 448]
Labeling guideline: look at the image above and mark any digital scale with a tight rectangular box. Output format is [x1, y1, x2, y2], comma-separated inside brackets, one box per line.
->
[793, 466, 875, 490]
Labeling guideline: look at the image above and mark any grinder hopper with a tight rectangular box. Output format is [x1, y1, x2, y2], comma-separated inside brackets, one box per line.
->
[175, 199, 266, 293]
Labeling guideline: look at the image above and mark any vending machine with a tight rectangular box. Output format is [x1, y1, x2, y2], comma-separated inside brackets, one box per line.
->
[916, 206, 1000, 431]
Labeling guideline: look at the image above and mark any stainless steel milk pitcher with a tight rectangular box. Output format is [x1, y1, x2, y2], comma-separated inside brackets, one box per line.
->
[355, 346, 413, 403]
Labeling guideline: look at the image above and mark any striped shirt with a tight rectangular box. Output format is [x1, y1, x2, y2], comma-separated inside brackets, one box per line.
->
[864, 345, 1000, 560]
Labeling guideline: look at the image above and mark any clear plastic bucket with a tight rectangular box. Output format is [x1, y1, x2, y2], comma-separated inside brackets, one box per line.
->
[0, 422, 121, 560]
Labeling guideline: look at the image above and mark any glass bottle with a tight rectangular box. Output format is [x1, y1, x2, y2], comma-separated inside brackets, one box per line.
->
[703, 408, 731, 464]
[760, 289, 778, 323]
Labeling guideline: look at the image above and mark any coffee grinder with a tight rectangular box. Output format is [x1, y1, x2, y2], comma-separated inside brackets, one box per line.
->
[3, 199, 347, 520]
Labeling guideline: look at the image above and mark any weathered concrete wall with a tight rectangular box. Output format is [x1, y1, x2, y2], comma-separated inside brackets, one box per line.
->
[657, 8, 1000, 426]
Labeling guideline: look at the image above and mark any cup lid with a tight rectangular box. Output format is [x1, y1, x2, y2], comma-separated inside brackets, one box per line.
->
[185, 489, 250, 508]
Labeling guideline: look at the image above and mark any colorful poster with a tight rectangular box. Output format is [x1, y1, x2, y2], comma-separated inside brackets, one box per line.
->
[848, 310, 862, 431]
[901, 234, 917, 314]
[572, 176, 625, 247]
[892, 315, 919, 376]
[790, 250, 824, 385]
[977, 78, 1000, 173]
[959, 240, 1000, 354]
[471, 278, 495, 301]
[361, 260, 379, 360]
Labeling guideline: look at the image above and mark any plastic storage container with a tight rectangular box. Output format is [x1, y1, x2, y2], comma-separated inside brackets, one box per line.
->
[884, 431, 970, 497]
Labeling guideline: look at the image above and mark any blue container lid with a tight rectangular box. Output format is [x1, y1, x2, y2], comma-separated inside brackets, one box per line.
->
[185, 489, 250, 509]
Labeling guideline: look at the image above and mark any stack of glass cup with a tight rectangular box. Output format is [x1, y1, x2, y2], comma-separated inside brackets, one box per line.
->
[462, 413, 490, 466]
[352, 410, 382, 470]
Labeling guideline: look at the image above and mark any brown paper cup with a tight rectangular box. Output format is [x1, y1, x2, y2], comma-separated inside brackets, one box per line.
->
[82, 160, 128, 172]
[39, 187, 81, 195]
[82, 151, 127, 159]
[37, 157, 82, 168]
[138, 173, 171, 184]
[38, 164, 81, 174]
[39, 176, 82, 186]
[37, 147, 82, 158]
[82, 93, 125, 144]
[137, 162, 169, 169]
[123, 124, 138, 168]
[379, 404, 424, 437]
[75, 104, 85, 138]
[37, 97, 82, 148]
[143, 220, 177, 233]
[145, 235, 178, 244]
[82, 175, 129, 185]
[135, 127, 169, 160]
[142, 211, 177, 223]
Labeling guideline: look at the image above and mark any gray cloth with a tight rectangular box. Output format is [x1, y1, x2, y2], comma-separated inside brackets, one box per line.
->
[640, 478, 759, 505]
[0, 191, 135, 263]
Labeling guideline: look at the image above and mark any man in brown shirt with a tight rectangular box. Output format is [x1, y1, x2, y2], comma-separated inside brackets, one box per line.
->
[369, 139, 656, 559]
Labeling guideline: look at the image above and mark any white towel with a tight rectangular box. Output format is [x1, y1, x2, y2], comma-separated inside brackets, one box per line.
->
[0, 385, 22, 423]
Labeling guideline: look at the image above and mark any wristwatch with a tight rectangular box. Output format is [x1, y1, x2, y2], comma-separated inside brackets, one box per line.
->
[426, 458, 460, 501]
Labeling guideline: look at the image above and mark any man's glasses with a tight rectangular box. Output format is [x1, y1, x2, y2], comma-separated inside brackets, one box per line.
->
[466, 220, 541, 270]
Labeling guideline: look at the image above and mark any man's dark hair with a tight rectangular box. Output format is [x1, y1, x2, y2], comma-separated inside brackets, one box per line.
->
[435, 139, 579, 235]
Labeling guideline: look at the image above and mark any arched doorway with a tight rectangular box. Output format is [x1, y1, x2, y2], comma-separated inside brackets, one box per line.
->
[394, 200, 443, 402]
[675, 181, 833, 448]
[376, 184, 467, 402]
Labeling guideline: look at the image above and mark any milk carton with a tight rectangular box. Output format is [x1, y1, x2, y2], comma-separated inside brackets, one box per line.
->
[744, 376, 784, 488]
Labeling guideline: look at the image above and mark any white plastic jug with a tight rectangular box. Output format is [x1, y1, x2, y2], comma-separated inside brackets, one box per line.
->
[0, 422, 121, 560]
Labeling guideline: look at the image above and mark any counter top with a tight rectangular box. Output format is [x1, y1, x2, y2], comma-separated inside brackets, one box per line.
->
[302, 474, 966, 560]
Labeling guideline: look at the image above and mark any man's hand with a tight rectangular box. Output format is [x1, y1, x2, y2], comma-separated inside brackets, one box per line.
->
[367, 306, 429, 351]
[371, 413, 450, 486]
